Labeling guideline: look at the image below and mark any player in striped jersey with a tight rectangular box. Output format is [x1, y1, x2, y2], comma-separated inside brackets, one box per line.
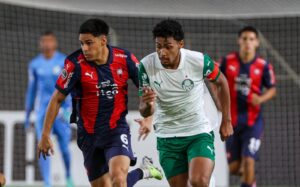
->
[37, 18, 163, 187]
[138, 19, 233, 187]
[219, 26, 277, 187]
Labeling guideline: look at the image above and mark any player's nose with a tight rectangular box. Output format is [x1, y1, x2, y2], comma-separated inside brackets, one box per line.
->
[81, 44, 89, 52]
[159, 48, 167, 57]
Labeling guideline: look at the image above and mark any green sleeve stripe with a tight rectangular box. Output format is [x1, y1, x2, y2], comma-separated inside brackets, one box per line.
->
[138, 63, 150, 96]
[203, 54, 215, 78]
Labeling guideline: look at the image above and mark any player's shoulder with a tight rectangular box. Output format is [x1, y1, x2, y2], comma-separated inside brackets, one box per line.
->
[255, 56, 268, 66]
[29, 54, 43, 68]
[182, 48, 205, 62]
[56, 51, 67, 59]
[182, 48, 203, 58]
[65, 49, 84, 65]
[224, 52, 238, 61]
[110, 45, 134, 57]
[181, 48, 206, 67]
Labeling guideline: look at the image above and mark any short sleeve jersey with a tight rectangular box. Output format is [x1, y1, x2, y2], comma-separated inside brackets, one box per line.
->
[219, 52, 276, 127]
[55, 46, 139, 135]
[139, 48, 220, 138]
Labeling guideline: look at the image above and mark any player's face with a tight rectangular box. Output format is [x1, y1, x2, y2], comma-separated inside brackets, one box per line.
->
[238, 31, 259, 55]
[40, 35, 57, 54]
[155, 37, 184, 69]
[79, 33, 107, 61]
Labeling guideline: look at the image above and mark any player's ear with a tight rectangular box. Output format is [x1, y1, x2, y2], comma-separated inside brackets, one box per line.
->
[256, 37, 260, 48]
[178, 40, 184, 48]
[99, 35, 107, 45]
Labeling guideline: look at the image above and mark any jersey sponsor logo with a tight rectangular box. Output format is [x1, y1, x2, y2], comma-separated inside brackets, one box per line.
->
[115, 53, 128, 58]
[235, 74, 251, 96]
[85, 72, 93, 79]
[96, 80, 118, 99]
[182, 79, 194, 92]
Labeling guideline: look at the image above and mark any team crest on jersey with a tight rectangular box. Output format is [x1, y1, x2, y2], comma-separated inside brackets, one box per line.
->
[61, 69, 68, 79]
[117, 68, 123, 76]
[182, 79, 194, 92]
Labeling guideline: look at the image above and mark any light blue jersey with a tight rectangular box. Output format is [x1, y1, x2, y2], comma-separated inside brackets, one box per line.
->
[25, 51, 73, 187]
[25, 51, 70, 117]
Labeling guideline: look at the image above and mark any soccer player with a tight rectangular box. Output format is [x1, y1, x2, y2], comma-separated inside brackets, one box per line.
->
[24, 31, 73, 187]
[138, 19, 233, 187]
[37, 18, 163, 187]
[218, 26, 276, 187]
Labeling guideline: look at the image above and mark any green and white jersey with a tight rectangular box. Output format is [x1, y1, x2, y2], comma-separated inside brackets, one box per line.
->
[139, 48, 221, 138]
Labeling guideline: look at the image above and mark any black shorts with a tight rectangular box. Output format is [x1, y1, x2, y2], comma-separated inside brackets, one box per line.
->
[77, 131, 137, 181]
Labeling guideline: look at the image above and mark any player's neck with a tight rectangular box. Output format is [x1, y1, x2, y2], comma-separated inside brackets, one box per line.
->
[43, 50, 55, 60]
[94, 46, 109, 65]
[239, 51, 256, 64]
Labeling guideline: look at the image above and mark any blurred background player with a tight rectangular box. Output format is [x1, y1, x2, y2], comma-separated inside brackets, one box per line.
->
[218, 26, 276, 187]
[37, 18, 163, 187]
[24, 31, 74, 187]
[138, 19, 233, 187]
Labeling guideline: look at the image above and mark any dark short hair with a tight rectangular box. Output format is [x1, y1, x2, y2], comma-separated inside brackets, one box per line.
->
[152, 19, 184, 41]
[238, 26, 259, 37]
[79, 18, 109, 37]
[41, 31, 55, 37]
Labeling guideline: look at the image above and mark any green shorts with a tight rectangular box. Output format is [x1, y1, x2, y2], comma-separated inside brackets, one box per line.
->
[157, 132, 215, 179]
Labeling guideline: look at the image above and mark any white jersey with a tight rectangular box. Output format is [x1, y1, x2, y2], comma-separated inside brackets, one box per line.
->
[139, 48, 221, 138]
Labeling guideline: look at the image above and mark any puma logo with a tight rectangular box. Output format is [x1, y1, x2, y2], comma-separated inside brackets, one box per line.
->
[207, 145, 214, 155]
[154, 80, 163, 88]
[229, 65, 236, 72]
[85, 72, 93, 79]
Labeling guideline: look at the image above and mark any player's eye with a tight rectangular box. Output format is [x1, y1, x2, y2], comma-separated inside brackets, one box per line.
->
[86, 41, 93, 45]
[166, 45, 172, 50]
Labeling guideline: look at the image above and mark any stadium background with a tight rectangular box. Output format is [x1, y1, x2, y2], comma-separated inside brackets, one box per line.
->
[0, 0, 299, 186]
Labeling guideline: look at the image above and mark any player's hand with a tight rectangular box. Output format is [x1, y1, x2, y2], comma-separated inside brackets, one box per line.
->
[135, 118, 152, 141]
[37, 134, 54, 160]
[24, 116, 31, 131]
[142, 87, 156, 106]
[0, 173, 6, 187]
[219, 119, 233, 141]
[251, 93, 262, 106]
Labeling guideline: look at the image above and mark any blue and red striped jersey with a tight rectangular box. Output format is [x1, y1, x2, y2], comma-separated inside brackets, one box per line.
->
[220, 52, 276, 127]
[55, 45, 139, 135]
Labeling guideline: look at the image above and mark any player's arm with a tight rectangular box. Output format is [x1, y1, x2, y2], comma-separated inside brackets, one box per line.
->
[138, 63, 156, 117]
[42, 90, 67, 136]
[251, 63, 276, 106]
[38, 58, 79, 159]
[38, 90, 66, 159]
[24, 62, 37, 129]
[203, 54, 233, 141]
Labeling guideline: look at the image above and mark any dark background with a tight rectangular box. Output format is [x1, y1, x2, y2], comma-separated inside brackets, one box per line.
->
[0, 3, 299, 186]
